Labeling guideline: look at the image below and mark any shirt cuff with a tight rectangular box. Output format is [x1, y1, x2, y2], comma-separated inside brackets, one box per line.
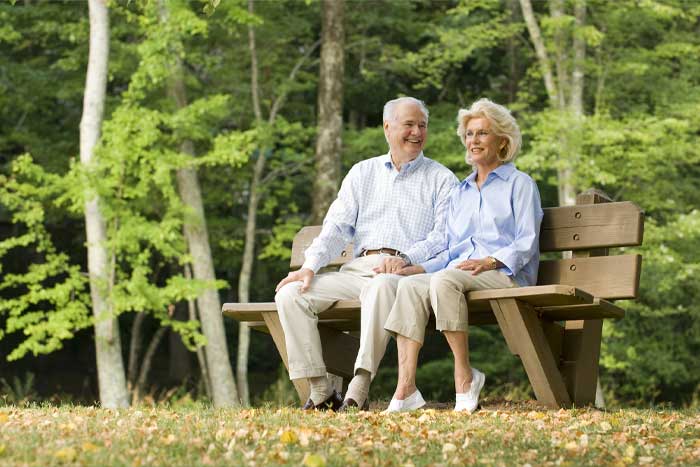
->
[420, 256, 446, 274]
[301, 258, 323, 274]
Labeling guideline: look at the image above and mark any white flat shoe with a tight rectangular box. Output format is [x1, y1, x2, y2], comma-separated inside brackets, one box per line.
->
[454, 368, 485, 413]
[383, 389, 426, 413]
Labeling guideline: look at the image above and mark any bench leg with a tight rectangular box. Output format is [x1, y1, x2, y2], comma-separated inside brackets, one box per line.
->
[490, 298, 572, 408]
[261, 312, 360, 403]
[260, 311, 310, 402]
[561, 319, 603, 406]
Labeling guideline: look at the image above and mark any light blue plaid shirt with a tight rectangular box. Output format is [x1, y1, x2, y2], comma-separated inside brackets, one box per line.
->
[421, 163, 543, 286]
[302, 152, 458, 273]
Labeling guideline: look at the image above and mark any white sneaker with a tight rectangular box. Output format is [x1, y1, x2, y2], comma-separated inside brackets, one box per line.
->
[383, 389, 426, 413]
[454, 368, 485, 413]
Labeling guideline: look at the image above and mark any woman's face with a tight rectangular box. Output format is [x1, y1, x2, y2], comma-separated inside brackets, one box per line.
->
[464, 117, 505, 170]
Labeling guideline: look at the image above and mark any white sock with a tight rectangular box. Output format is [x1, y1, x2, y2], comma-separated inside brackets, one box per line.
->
[308, 376, 332, 405]
[345, 369, 371, 405]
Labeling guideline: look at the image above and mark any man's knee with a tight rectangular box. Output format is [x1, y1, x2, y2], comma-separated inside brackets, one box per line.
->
[274, 282, 302, 311]
[363, 273, 399, 296]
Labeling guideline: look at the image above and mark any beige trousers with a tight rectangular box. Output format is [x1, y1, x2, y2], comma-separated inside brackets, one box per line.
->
[275, 255, 403, 380]
[384, 268, 516, 344]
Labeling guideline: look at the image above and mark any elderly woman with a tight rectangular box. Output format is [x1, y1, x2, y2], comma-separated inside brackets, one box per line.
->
[382, 98, 543, 412]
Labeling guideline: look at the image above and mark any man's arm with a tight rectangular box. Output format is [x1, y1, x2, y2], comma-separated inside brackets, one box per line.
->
[402, 171, 458, 265]
[275, 166, 360, 292]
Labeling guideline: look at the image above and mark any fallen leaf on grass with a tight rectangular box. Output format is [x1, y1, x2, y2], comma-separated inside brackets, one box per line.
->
[599, 421, 612, 432]
[0, 445, 5, 456]
[54, 447, 77, 463]
[303, 453, 326, 467]
[280, 430, 298, 445]
[638, 456, 654, 465]
[0, 413, 8, 423]
[81, 442, 99, 453]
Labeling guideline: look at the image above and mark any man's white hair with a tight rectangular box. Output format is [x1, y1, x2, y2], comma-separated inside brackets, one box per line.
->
[382, 97, 429, 123]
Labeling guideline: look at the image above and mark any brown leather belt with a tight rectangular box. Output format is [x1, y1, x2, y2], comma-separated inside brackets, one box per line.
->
[361, 248, 401, 257]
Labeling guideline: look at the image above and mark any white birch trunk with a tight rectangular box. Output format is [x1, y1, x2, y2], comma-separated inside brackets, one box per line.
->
[80, 0, 129, 409]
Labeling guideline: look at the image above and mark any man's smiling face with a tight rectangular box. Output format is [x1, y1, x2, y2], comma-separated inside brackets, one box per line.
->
[384, 102, 428, 163]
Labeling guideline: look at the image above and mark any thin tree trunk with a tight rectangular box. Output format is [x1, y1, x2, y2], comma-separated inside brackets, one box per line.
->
[234, 0, 266, 406]
[127, 311, 146, 390]
[81, 0, 129, 409]
[134, 326, 168, 403]
[570, 0, 586, 116]
[311, 0, 345, 224]
[160, 2, 239, 407]
[549, 0, 568, 109]
[235, 0, 322, 404]
[519, 0, 558, 107]
[185, 264, 212, 399]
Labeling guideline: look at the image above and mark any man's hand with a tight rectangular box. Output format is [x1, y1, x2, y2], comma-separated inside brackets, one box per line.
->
[396, 265, 426, 276]
[372, 256, 407, 274]
[455, 258, 494, 276]
[275, 268, 315, 293]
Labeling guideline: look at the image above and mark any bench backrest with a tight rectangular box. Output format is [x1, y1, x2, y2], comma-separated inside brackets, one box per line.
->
[290, 199, 644, 301]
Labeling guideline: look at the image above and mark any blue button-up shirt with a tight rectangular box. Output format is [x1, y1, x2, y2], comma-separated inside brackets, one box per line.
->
[422, 163, 543, 286]
[302, 152, 459, 273]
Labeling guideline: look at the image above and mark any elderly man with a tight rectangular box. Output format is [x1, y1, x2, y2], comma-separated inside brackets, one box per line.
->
[275, 97, 458, 411]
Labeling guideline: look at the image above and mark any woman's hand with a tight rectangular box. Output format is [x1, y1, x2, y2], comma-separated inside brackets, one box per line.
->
[455, 257, 497, 275]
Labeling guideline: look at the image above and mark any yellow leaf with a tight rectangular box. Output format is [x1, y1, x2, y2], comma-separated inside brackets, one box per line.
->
[0, 413, 8, 423]
[638, 457, 654, 465]
[599, 421, 612, 432]
[0, 445, 5, 456]
[302, 453, 326, 467]
[82, 442, 99, 453]
[280, 430, 298, 444]
[54, 447, 77, 463]
[624, 445, 636, 458]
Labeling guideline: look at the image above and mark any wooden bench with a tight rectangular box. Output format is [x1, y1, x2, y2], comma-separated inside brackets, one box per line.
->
[223, 191, 644, 408]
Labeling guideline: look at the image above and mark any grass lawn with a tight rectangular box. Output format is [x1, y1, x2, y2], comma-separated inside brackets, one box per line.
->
[0, 401, 698, 466]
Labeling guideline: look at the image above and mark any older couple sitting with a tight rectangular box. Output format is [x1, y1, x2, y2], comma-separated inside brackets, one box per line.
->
[276, 96, 542, 413]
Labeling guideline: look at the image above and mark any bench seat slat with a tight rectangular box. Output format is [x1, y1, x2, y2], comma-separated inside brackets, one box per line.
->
[223, 284, 608, 331]
[538, 298, 624, 320]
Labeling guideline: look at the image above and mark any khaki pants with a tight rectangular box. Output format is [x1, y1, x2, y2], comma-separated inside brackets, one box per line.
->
[384, 268, 516, 344]
[275, 255, 403, 380]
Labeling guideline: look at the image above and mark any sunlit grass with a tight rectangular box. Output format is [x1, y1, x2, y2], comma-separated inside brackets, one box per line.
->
[0, 403, 698, 466]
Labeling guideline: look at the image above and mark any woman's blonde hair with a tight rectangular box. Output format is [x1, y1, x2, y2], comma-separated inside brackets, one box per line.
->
[456, 98, 521, 165]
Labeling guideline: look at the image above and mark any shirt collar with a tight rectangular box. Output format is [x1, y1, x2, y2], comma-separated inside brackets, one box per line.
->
[461, 162, 515, 189]
[382, 152, 425, 172]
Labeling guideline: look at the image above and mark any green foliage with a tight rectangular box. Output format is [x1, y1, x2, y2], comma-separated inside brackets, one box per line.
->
[0, 156, 91, 361]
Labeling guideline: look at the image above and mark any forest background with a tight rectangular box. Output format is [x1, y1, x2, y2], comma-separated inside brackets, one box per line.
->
[0, 0, 698, 409]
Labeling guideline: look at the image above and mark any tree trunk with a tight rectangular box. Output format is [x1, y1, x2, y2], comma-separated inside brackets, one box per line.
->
[134, 326, 168, 403]
[127, 311, 146, 391]
[570, 0, 586, 116]
[311, 0, 345, 224]
[549, 0, 568, 109]
[519, 0, 558, 107]
[185, 264, 212, 399]
[80, 0, 129, 409]
[234, 0, 322, 404]
[160, 1, 239, 406]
